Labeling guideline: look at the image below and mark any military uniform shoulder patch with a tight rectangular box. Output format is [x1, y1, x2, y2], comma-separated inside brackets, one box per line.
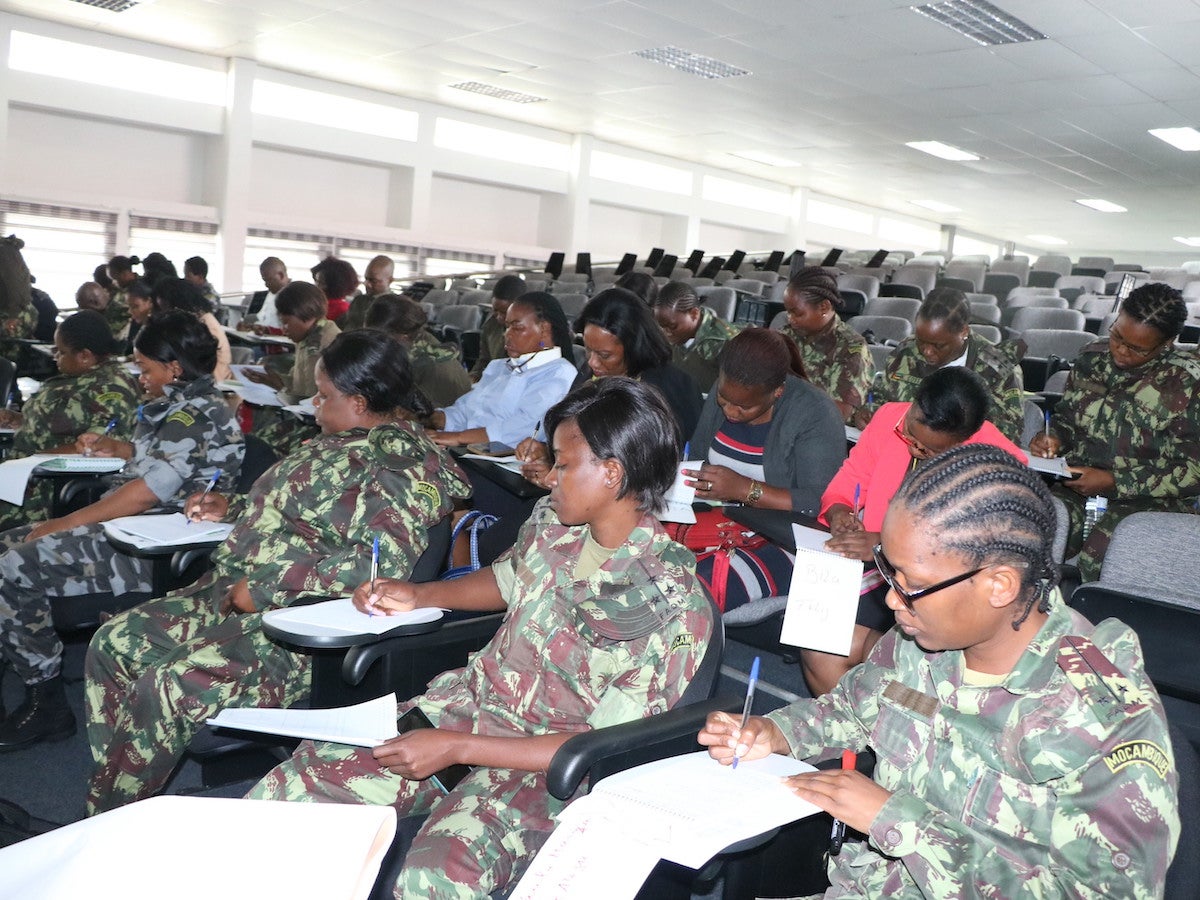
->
[670, 633, 694, 653]
[1103, 740, 1170, 780]
[96, 391, 123, 405]
[166, 410, 196, 427]
[413, 480, 441, 515]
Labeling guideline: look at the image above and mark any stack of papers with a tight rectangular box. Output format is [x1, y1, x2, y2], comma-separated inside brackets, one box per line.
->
[262, 597, 444, 639]
[219, 364, 283, 407]
[207, 691, 400, 747]
[657, 460, 702, 524]
[103, 513, 233, 549]
[460, 453, 526, 475]
[0, 454, 124, 506]
[1026, 455, 1072, 478]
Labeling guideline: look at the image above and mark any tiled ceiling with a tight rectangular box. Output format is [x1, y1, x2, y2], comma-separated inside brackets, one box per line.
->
[4, 0, 1200, 256]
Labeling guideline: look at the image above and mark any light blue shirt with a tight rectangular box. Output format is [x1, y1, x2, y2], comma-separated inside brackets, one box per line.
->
[439, 353, 578, 447]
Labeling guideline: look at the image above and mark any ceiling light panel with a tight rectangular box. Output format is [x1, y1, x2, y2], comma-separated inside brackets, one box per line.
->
[66, 0, 143, 11]
[632, 46, 750, 80]
[1173, 236, 1200, 248]
[911, 1, 1047, 47]
[906, 140, 981, 161]
[1026, 234, 1068, 245]
[448, 81, 546, 104]
[1149, 127, 1200, 151]
[1075, 199, 1127, 213]
[910, 199, 961, 212]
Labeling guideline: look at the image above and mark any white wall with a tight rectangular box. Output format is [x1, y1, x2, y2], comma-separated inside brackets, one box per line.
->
[249, 146, 392, 227]
[428, 176, 542, 248]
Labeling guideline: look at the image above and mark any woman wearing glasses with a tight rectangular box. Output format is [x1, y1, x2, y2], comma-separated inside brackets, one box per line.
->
[700, 444, 1179, 899]
[1030, 282, 1200, 581]
[803, 367, 1025, 695]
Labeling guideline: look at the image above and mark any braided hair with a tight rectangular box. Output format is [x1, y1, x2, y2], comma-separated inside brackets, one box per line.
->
[892, 444, 1059, 629]
[917, 287, 971, 332]
[1122, 282, 1186, 340]
[786, 266, 842, 311]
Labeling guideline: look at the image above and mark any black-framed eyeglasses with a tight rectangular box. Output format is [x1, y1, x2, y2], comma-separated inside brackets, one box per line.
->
[1107, 324, 1165, 360]
[873, 543, 984, 612]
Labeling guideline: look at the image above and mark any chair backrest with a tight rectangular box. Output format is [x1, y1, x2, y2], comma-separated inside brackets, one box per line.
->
[1009, 286, 1062, 301]
[1010, 307, 1087, 333]
[863, 296, 921, 322]
[235, 435, 279, 493]
[837, 289, 867, 318]
[459, 289, 491, 308]
[964, 292, 998, 306]
[1100, 512, 1200, 610]
[422, 289, 458, 307]
[890, 264, 937, 295]
[982, 271, 1021, 301]
[878, 282, 924, 301]
[969, 323, 1002, 344]
[1056, 274, 1106, 294]
[868, 343, 894, 373]
[553, 293, 589, 318]
[937, 276, 977, 294]
[969, 302, 1001, 324]
[837, 273, 880, 300]
[989, 257, 1030, 282]
[1000, 297, 1068, 327]
[436, 304, 482, 332]
[1018, 328, 1096, 361]
[768, 310, 788, 331]
[410, 515, 452, 583]
[724, 279, 765, 297]
[944, 259, 985, 291]
[1076, 256, 1115, 272]
[1072, 292, 1116, 316]
[1032, 255, 1072, 277]
[696, 286, 737, 321]
[848, 314, 912, 345]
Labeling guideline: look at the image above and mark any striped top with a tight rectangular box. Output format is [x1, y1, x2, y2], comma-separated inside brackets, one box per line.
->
[708, 418, 771, 481]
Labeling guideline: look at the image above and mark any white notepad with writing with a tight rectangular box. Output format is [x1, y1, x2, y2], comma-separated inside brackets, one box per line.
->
[779, 523, 863, 656]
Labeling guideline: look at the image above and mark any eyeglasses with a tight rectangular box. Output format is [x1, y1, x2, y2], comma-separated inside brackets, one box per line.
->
[872, 543, 985, 612]
[1108, 324, 1164, 360]
[893, 416, 933, 458]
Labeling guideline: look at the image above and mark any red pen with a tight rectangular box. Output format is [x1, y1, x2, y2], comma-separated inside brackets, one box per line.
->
[829, 749, 857, 855]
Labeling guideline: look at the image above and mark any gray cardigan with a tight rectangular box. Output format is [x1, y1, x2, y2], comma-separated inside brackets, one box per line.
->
[689, 374, 846, 517]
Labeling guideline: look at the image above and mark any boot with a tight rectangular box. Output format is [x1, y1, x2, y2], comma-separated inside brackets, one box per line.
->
[0, 676, 76, 752]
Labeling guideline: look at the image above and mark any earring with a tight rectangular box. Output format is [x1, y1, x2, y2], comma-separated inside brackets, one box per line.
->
[538, 340, 546, 349]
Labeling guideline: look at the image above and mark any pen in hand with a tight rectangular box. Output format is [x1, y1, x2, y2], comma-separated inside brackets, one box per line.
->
[82, 417, 120, 457]
[732, 656, 760, 770]
[188, 469, 222, 524]
[829, 749, 858, 855]
[853, 483, 862, 521]
[368, 535, 380, 617]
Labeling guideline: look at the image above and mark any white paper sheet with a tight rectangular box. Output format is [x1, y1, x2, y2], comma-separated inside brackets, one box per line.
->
[223, 325, 294, 346]
[0, 454, 123, 506]
[220, 364, 284, 407]
[657, 459, 702, 523]
[1026, 454, 1073, 478]
[262, 597, 444, 637]
[0, 796, 396, 900]
[512, 752, 819, 898]
[102, 513, 233, 548]
[780, 523, 863, 656]
[207, 691, 400, 747]
[844, 425, 863, 443]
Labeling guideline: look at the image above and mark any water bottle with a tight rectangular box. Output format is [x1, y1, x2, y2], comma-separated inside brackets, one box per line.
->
[1082, 496, 1108, 540]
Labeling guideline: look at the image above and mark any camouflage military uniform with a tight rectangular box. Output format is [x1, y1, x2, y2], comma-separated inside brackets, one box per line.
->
[469, 314, 505, 379]
[247, 497, 713, 900]
[1047, 343, 1200, 580]
[101, 289, 132, 343]
[878, 332, 1025, 442]
[84, 422, 471, 814]
[251, 318, 340, 456]
[0, 359, 141, 530]
[410, 330, 471, 408]
[766, 599, 1179, 899]
[0, 375, 243, 688]
[783, 316, 873, 423]
[673, 308, 740, 392]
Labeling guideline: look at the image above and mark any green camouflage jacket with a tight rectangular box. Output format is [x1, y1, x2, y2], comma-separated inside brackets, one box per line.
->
[768, 600, 1179, 899]
[419, 497, 714, 736]
[673, 308, 740, 392]
[1050, 343, 1200, 502]
[202, 421, 469, 611]
[282, 318, 340, 404]
[113, 374, 244, 507]
[470, 314, 506, 379]
[879, 332, 1025, 442]
[784, 315, 873, 422]
[411, 330, 471, 408]
[103, 290, 133, 340]
[11, 359, 140, 457]
[340, 292, 376, 332]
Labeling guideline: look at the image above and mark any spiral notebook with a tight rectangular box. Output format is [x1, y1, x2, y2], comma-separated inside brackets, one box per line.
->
[779, 523, 863, 656]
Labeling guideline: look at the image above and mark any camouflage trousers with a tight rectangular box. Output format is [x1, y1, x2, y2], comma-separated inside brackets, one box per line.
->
[1054, 486, 1199, 581]
[84, 590, 310, 815]
[0, 523, 156, 684]
[247, 735, 566, 900]
[0, 479, 56, 533]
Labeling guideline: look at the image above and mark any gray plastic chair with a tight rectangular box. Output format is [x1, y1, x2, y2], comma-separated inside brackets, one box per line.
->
[1019, 328, 1096, 361]
[696, 286, 737, 321]
[969, 324, 1002, 344]
[969, 302, 1001, 324]
[848, 314, 912, 345]
[837, 273, 880, 300]
[1055, 275, 1105, 304]
[1010, 307, 1087, 333]
[436, 304, 482, 332]
[863, 296, 921, 322]
[553, 293, 589, 318]
[944, 259, 986, 292]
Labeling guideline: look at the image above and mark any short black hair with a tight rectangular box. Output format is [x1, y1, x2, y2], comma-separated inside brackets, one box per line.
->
[912, 367, 990, 441]
[153, 278, 210, 316]
[321, 329, 414, 414]
[614, 271, 659, 306]
[511, 291, 573, 355]
[108, 255, 140, 275]
[184, 256, 208, 279]
[492, 274, 528, 302]
[126, 279, 153, 301]
[311, 257, 359, 298]
[1122, 282, 1187, 340]
[544, 377, 681, 513]
[576, 288, 671, 375]
[133, 309, 218, 380]
[364, 294, 427, 338]
[892, 443, 1059, 628]
[275, 281, 327, 321]
[58, 310, 119, 357]
[719, 327, 805, 389]
[917, 288, 971, 332]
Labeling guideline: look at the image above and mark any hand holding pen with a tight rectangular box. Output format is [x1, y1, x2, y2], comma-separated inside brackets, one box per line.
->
[368, 535, 380, 617]
[732, 656, 760, 770]
[187, 469, 223, 524]
[79, 417, 121, 458]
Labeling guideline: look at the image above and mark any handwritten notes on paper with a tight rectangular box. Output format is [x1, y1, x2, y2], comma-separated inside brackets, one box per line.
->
[779, 523, 863, 657]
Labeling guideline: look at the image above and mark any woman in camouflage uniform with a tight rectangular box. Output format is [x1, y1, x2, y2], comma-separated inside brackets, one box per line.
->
[0, 310, 141, 530]
[84, 330, 471, 814]
[702, 444, 1178, 899]
[365, 294, 472, 408]
[0, 310, 244, 752]
[652, 280, 741, 392]
[248, 377, 714, 899]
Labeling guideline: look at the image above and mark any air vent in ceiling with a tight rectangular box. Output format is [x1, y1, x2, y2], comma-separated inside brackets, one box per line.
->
[633, 47, 750, 80]
[66, 0, 143, 11]
[448, 82, 547, 104]
[911, 0, 1047, 46]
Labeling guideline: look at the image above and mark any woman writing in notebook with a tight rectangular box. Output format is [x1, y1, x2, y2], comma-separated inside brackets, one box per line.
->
[801, 367, 1027, 696]
[700, 444, 1178, 899]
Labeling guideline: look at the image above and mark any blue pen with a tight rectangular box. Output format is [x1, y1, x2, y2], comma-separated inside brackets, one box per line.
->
[102, 417, 119, 437]
[853, 483, 862, 520]
[188, 469, 222, 524]
[368, 535, 380, 617]
[1043, 409, 1051, 440]
[732, 656, 760, 770]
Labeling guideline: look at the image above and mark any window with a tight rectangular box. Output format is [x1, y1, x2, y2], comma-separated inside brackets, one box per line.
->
[702, 176, 791, 215]
[806, 199, 873, 235]
[878, 217, 941, 249]
[434, 119, 569, 171]
[129, 216, 219, 286]
[0, 201, 116, 309]
[953, 234, 1002, 259]
[589, 151, 693, 195]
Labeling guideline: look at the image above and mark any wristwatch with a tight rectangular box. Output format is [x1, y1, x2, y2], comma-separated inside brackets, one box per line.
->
[746, 479, 764, 506]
